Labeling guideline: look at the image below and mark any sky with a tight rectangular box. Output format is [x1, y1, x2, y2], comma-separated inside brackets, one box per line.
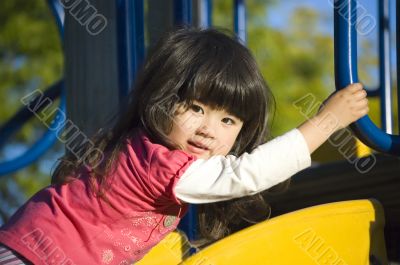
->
[267, 0, 396, 38]
[268, 0, 378, 31]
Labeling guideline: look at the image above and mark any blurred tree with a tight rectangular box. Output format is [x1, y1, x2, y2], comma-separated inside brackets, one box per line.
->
[0, 0, 63, 223]
[213, 3, 334, 136]
[213, 2, 382, 138]
[250, 7, 335, 136]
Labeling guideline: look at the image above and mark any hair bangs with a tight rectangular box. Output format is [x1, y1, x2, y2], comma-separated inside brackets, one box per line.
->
[195, 76, 258, 122]
[179, 52, 263, 123]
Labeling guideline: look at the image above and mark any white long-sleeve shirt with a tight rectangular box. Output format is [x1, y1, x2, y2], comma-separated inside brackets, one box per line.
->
[174, 128, 311, 203]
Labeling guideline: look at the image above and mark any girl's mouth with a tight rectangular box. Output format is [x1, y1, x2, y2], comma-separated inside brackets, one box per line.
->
[187, 140, 210, 155]
[188, 140, 209, 150]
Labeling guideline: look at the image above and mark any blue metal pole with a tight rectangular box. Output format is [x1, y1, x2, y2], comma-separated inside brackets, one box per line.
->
[234, 0, 246, 44]
[0, 0, 66, 176]
[378, 0, 393, 133]
[174, 0, 192, 26]
[0, 80, 62, 149]
[397, 0, 400, 131]
[199, 0, 212, 28]
[334, 0, 400, 155]
[0, 83, 66, 176]
[174, 1, 195, 244]
[116, 0, 145, 97]
[178, 204, 198, 247]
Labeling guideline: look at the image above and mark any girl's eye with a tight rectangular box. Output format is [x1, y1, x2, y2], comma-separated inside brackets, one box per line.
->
[222, 117, 235, 125]
[191, 104, 204, 114]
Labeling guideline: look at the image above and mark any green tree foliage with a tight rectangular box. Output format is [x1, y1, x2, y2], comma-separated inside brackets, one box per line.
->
[212, 3, 335, 136]
[251, 7, 335, 136]
[0, 0, 63, 222]
[213, 2, 384, 137]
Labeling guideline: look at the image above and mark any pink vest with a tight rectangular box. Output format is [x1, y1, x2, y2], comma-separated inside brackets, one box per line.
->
[0, 129, 196, 264]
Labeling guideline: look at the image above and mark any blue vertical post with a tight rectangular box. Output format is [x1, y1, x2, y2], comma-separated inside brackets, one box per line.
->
[199, 0, 212, 28]
[397, 0, 400, 130]
[173, 0, 197, 247]
[178, 205, 198, 250]
[174, 0, 192, 26]
[234, 0, 247, 44]
[334, 0, 359, 87]
[334, 0, 400, 155]
[116, 0, 145, 98]
[378, 0, 393, 133]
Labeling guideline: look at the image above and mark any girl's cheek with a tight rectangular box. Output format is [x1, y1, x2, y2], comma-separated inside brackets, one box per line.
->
[211, 141, 229, 156]
[177, 114, 201, 133]
[188, 115, 203, 131]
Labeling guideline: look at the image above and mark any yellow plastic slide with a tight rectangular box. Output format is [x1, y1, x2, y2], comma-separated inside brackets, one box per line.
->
[138, 199, 387, 265]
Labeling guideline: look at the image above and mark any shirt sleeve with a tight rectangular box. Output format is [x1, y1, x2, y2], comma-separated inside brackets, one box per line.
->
[174, 128, 311, 204]
[147, 147, 196, 205]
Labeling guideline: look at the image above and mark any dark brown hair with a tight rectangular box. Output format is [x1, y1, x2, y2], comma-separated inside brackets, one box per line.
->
[52, 27, 280, 243]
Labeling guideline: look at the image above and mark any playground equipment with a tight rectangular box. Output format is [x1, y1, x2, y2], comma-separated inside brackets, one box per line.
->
[138, 199, 387, 264]
[0, 0, 65, 176]
[1, 0, 399, 263]
[335, 0, 400, 155]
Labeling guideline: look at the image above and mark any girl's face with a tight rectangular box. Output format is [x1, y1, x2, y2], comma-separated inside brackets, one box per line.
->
[166, 101, 244, 159]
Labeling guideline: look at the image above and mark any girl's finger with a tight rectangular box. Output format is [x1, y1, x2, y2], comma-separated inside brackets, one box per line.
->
[347, 83, 363, 92]
[353, 89, 367, 99]
[353, 98, 368, 108]
[356, 107, 369, 116]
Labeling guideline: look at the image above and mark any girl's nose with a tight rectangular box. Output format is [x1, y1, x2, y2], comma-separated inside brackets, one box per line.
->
[195, 119, 216, 139]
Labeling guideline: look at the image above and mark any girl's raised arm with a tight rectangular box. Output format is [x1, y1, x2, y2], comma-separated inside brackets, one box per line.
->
[174, 83, 368, 204]
[174, 127, 311, 203]
[298, 83, 368, 153]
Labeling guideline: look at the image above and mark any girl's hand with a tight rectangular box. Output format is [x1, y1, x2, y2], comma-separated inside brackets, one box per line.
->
[297, 83, 369, 154]
[317, 83, 369, 130]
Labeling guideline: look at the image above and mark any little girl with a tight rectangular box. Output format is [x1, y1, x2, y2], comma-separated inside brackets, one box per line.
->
[0, 28, 368, 264]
